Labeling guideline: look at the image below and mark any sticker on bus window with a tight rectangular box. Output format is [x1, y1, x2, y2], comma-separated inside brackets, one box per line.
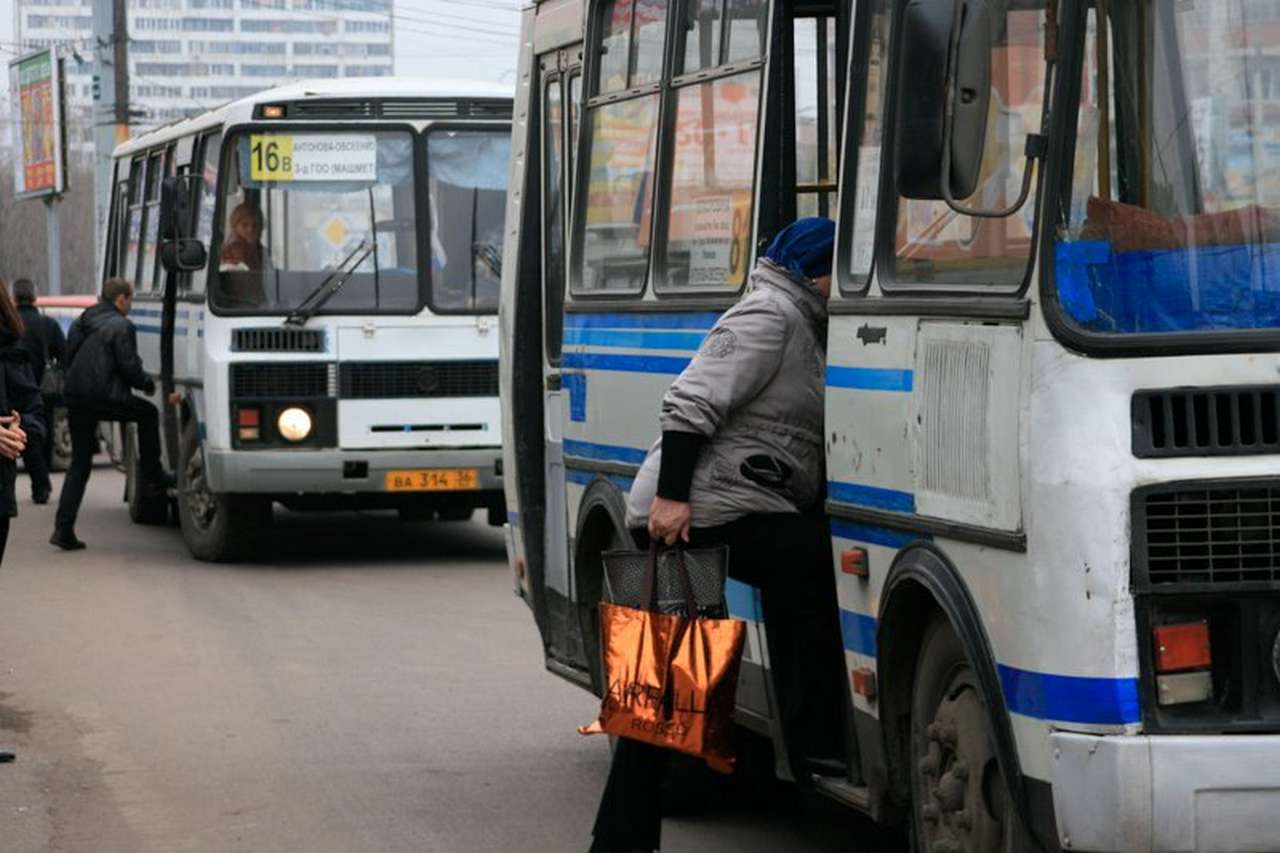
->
[248, 134, 378, 182]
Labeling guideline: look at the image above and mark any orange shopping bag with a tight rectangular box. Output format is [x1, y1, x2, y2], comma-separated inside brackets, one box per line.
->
[580, 546, 746, 773]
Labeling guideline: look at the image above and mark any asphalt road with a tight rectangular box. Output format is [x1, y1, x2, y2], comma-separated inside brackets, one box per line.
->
[0, 467, 905, 853]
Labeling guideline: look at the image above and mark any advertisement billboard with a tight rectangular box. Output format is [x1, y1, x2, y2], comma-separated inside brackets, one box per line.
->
[9, 49, 66, 198]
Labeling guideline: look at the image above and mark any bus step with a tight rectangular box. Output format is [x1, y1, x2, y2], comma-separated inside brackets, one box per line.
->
[811, 776, 870, 812]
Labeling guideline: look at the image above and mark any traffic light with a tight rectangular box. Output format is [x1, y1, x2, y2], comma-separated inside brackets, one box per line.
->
[92, 74, 101, 101]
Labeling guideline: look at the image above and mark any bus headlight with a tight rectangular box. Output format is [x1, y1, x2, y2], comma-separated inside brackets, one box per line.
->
[277, 406, 313, 442]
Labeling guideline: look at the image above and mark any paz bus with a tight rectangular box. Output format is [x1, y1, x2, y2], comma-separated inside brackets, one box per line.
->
[102, 78, 512, 561]
[499, 0, 1280, 850]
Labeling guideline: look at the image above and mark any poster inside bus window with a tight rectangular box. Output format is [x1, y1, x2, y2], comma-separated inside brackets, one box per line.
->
[8, 49, 66, 198]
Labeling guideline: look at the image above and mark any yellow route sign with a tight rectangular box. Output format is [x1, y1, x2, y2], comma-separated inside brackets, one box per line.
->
[249, 134, 295, 182]
[248, 133, 378, 183]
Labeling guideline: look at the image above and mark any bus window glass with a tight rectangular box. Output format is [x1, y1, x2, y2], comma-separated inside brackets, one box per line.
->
[795, 16, 838, 219]
[140, 153, 164, 291]
[683, 0, 722, 73]
[892, 2, 1046, 287]
[599, 0, 634, 93]
[632, 0, 668, 86]
[188, 132, 221, 296]
[662, 71, 760, 289]
[570, 73, 583, 176]
[214, 130, 420, 314]
[544, 80, 566, 360]
[724, 0, 766, 63]
[1055, 2, 1280, 335]
[124, 158, 145, 287]
[426, 128, 511, 313]
[578, 95, 661, 292]
[843, 0, 888, 287]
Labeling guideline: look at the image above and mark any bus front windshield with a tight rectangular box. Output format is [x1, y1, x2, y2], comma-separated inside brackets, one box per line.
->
[214, 129, 420, 314]
[1056, 1, 1280, 337]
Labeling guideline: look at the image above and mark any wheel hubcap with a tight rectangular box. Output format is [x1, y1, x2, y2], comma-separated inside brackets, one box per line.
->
[918, 685, 1004, 853]
[183, 451, 216, 531]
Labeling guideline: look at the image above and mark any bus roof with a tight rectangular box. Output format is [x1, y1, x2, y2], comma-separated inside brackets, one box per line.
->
[113, 77, 513, 158]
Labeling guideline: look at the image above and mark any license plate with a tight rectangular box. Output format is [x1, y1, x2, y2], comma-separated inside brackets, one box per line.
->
[385, 468, 479, 492]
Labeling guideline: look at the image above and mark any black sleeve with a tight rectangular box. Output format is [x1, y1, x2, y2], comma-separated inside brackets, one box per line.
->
[46, 317, 66, 364]
[7, 361, 45, 444]
[64, 316, 85, 367]
[655, 430, 707, 502]
[112, 322, 150, 390]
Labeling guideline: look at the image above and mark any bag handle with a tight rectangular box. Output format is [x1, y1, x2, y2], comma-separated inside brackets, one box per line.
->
[642, 541, 699, 618]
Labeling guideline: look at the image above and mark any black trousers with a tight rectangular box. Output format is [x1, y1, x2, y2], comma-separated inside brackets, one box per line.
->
[591, 510, 847, 851]
[54, 397, 162, 533]
[20, 398, 54, 498]
[0, 516, 9, 565]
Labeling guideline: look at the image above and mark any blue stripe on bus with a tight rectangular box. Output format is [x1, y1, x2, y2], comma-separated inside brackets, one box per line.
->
[826, 366, 914, 392]
[564, 328, 707, 351]
[136, 325, 189, 336]
[998, 664, 1141, 725]
[561, 352, 691, 375]
[828, 481, 916, 513]
[840, 608, 878, 656]
[725, 579, 758, 621]
[564, 312, 721, 331]
[830, 518, 924, 549]
[563, 440, 648, 466]
[566, 469, 634, 491]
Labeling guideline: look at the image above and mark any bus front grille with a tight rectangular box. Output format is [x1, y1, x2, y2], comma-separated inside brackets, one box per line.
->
[1133, 386, 1280, 457]
[232, 328, 325, 353]
[1134, 480, 1280, 591]
[338, 360, 498, 399]
[230, 363, 335, 399]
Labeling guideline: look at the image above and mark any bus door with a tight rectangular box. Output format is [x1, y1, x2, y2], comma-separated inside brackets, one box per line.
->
[540, 47, 587, 676]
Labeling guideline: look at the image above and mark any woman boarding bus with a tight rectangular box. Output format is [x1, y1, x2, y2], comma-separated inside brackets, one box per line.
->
[103, 78, 512, 561]
[500, 1, 1280, 850]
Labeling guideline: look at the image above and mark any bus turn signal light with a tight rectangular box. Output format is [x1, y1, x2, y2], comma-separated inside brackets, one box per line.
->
[261, 104, 285, 118]
[1154, 620, 1211, 673]
[237, 407, 261, 442]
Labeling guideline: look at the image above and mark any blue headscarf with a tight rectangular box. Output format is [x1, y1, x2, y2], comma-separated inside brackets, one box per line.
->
[764, 217, 836, 280]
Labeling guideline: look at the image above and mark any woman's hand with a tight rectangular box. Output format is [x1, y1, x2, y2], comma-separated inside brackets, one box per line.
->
[0, 412, 27, 460]
[648, 496, 691, 546]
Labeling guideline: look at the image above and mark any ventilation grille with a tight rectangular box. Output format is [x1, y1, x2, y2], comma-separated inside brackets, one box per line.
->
[279, 98, 512, 121]
[338, 360, 498, 399]
[232, 327, 325, 353]
[230, 362, 334, 399]
[919, 339, 990, 501]
[1133, 386, 1280, 458]
[1136, 481, 1280, 589]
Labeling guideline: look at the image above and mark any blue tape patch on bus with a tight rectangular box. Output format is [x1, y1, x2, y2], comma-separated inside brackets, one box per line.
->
[561, 351, 692, 375]
[998, 664, 1141, 726]
[724, 579, 760, 621]
[564, 328, 708, 351]
[564, 312, 721, 331]
[563, 439, 649, 466]
[826, 366, 914, 392]
[840, 609, 878, 656]
[829, 518, 924, 549]
[562, 373, 587, 422]
[828, 481, 916, 513]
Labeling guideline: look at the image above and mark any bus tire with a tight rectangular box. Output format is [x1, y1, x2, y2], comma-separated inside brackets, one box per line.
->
[125, 425, 168, 526]
[909, 616, 1032, 853]
[177, 418, 270, 562]
[49, 406, 72, 472]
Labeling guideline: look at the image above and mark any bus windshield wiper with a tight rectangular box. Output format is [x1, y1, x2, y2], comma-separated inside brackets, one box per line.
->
[284, 240, 374, 327]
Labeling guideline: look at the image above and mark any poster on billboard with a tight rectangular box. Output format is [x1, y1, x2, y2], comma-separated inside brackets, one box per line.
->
[9, 48, 66, 198]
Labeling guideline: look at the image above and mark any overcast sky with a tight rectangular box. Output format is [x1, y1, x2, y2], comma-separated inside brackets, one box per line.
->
[0, 0, 524, 100]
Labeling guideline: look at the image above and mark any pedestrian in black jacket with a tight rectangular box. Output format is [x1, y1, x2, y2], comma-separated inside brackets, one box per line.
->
[51, 277, 164, 551]
[0, 277, 46, 563]
[13, 278, 65, 503]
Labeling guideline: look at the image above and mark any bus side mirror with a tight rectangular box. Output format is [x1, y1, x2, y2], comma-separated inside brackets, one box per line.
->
[895, 0, 992, 202]
[159, 174, 207, 273]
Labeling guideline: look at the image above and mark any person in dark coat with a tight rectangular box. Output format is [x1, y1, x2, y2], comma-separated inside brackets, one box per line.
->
[13, 278, 65, 503]
[0, 276, 46, 563]
[51, 277, 165, 551]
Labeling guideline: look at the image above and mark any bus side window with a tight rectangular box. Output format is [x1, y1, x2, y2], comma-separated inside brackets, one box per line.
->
[187, 131, 221, 297]
[794, 14, 839, 219]
[658, 0, 766, 291]
[123, 157, 146, 288]
[543, 72, 566, 363]
[838, 0, 889, 292]
[138, 150, 165, 292]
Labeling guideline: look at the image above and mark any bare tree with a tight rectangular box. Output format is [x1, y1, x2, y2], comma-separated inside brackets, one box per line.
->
[0, 148, 99, 296]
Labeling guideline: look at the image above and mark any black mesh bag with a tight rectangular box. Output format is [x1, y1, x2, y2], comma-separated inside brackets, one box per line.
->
[601, 543, 729, 618]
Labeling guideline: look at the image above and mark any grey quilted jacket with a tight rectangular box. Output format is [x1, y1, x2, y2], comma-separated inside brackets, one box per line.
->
[626, 260, 827, 528]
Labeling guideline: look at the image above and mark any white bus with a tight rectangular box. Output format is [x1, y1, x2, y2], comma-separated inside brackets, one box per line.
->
[101, 78, 512, 561]
[500, 1, 1280, 850]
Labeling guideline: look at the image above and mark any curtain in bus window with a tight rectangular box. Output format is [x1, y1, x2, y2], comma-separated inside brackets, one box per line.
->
[893, 3, 1046, 287]
[663, 71, 760, 290]
[580, 95, 661, 292]
[427, 129, 511, 313]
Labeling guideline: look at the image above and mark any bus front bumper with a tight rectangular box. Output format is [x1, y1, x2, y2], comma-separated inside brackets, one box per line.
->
[204, 447, 504, 498]
[1050, 731, 1280, 852]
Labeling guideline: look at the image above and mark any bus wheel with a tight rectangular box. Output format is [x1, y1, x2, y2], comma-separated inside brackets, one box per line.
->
[177, 419, 269, 562]
[910, 617, 1028, 853]
[126, 425, 168, 526]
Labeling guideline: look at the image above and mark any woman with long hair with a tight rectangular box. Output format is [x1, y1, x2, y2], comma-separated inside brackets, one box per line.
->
[0, 275, 45, 562]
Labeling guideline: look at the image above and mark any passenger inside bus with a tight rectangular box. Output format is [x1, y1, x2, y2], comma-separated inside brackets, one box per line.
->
[218, 202, 268, 307]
